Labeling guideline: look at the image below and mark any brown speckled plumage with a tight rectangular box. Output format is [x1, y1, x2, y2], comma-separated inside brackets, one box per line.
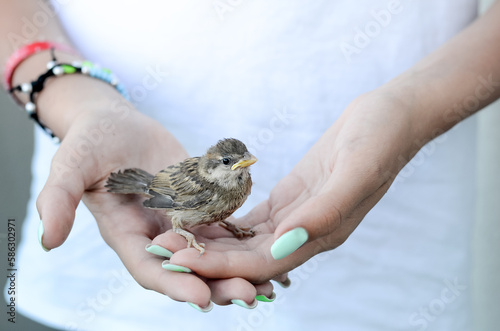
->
[105, 138, 257, 254]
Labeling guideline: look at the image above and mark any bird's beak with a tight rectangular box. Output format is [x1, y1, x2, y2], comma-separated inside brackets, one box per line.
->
[231, 153, 258, 170]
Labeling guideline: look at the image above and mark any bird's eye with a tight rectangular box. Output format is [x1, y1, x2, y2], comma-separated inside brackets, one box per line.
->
[222, 158, 230, 165]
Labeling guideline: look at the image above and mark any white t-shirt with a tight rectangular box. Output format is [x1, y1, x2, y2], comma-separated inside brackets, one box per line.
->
[13, 0, 478, 330]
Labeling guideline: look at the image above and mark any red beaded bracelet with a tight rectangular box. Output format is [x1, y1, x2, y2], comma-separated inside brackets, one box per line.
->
[3, 41, 75, 90]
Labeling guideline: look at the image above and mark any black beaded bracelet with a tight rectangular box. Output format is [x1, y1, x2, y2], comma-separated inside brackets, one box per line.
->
[9, 48, 129, 142]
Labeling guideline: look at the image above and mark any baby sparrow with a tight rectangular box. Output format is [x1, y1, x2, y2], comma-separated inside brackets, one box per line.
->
[105, 138, 257, 255]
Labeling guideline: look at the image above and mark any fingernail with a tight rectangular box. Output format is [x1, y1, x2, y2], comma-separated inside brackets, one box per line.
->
[270, 227, 308, 260]
[161, 261, 192, 273]
[187, 301, 213, 313]
[231, 299, 258, 309]
[38, 221, 50, 252]
[276, 277, 292, 288]
[255, 292, 276, 303]
[145, 244, 173, 258]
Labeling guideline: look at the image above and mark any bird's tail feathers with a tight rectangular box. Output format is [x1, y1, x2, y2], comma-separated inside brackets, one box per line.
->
[105, 168, 154, 195]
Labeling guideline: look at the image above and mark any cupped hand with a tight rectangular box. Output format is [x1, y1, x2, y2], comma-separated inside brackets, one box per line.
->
[159, 91, 423, 285]
[35, 99, 273, 309]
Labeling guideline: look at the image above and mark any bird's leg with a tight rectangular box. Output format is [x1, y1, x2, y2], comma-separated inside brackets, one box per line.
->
[171, 215, 205, 255]
[219, 220, 255, 239]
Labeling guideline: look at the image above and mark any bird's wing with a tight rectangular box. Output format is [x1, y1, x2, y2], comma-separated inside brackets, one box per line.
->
[147, 157, 213, 209]
[176, 189, 213, 209]
[143, 190, 175, 209]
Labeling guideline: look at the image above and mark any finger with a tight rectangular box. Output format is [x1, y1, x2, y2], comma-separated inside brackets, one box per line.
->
[208, 278, 275, 307]
[254, 282, 276, 302]
[271, 172, 390, 260]
[208, 277, 258, 307]
[271, 162, 391, 260]
[168, 237, 285, 284]
[149, 228, 228, 257]
[272, 273, 291, 288]
[113, 232, 212, 307]
[151, 229, 197, 252]
[36, 138, 91, 250]
[149, 222, 248, 254]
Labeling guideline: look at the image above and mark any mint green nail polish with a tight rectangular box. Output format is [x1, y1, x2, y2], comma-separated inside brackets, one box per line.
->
[270, 227, 308, 260]
[187, 301, 213, 313]
[256, 292, 276, 303]
[161, 261, 192, 273]
[145, 244, 173, 258]
[38, 221, 50, 252]
[231, 299, 258, 309]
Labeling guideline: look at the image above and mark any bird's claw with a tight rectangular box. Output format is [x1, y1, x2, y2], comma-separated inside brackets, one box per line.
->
[190, 241, 206, 256]
[188, 240, 206, 256]
[175, 227, 206, 255]
[219, 220, 256, 238]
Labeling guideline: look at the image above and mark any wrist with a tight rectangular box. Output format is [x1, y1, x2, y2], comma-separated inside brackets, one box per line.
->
[376, 71, 447, 148]
[11, 50, 130, 139]
[38, 73, 130, 139]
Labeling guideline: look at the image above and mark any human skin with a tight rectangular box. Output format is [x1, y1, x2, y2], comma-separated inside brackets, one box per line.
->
[1, 0, 273, 309]
[2, 0, 500, 309]
[155, 0, 500, 286]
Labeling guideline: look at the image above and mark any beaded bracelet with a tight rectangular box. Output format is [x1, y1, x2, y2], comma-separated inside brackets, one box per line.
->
[3, 41, 74, 90]
[8, 48, 129, 142]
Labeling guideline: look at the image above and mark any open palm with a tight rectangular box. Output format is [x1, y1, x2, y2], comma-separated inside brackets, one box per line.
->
[36, 106, 273, 308]
[163, 92, 419, 287]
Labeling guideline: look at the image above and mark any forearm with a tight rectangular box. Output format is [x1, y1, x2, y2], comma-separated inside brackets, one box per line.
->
[1, 1, 128, 139]
[0, 1, 71, 58]
[381, 0, 500, 145]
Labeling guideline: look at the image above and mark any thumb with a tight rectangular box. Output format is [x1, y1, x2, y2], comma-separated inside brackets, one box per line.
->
[270, 165, 390, 260]
[36, 140, 89, 251]
[269, 193, 343, 261]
